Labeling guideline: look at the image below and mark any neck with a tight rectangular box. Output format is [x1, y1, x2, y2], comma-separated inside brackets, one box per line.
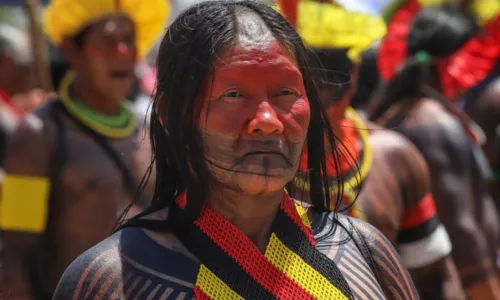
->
[207, 188, 284, 251]
[73, 75, 120, 115]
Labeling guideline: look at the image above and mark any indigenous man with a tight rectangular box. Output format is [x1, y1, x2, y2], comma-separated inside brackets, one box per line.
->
[279, 1, 464, 298]
[53, 2, 418, 299]
[0, 0, 168, 298]
[370, 1, 500, 298]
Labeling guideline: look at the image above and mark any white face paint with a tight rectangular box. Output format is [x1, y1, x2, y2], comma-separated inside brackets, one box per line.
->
[104, 20, 118, 34]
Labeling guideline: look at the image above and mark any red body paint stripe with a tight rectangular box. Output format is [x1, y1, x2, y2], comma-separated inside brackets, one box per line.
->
[194, 204, 315, 299]
[400, 193, 437, 229]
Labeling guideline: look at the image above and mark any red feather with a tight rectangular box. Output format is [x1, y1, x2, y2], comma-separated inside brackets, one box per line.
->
[438, 14, 500, 98]
[378, 0, 500, 98]
[377, 0, 420, 81]
[277, 0, 301, 28]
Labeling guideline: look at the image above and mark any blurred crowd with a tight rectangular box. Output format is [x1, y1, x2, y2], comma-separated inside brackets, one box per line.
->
[0, 0, 499, 299]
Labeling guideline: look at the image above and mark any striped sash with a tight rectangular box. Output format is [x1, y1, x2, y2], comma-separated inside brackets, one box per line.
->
[175, 192, 354, 299]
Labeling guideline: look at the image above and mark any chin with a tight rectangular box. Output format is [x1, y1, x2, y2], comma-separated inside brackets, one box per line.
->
[232, 173, 289, 196]
[105, 83, 133, 101]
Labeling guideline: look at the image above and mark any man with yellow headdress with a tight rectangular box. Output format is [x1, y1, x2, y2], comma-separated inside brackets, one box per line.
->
[278, 0, 465, 298]
[0, 0, 169, 298]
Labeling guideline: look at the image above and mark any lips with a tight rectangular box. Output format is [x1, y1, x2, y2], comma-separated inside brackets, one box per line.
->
[242, 151, 286, 159]
[235, 150, 292, 168]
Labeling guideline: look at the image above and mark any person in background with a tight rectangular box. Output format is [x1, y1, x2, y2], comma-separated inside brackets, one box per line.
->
[369, 1, 500, 298]
[53, 2, 417, 299]
[0, 0, 169, 298]
[280, 1, 464, 298]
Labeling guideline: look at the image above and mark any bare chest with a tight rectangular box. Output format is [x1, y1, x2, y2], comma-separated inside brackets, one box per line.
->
[48, 124, 152, 249]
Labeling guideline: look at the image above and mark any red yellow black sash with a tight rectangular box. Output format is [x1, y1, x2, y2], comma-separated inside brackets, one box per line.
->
[175, 192, 353, 299]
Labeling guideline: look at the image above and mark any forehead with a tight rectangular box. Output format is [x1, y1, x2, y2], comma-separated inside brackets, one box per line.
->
[86, 14, 135, 38]
[215, 41, 299, 74]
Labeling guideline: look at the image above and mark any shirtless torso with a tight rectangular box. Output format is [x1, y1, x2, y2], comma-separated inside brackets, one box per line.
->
[386, 98, 500, 298]
[53, 210, 417, 300]
[0, 101, 152, 298]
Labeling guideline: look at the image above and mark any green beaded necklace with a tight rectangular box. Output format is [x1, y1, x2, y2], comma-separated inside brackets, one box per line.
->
[59, 72, 138, 138]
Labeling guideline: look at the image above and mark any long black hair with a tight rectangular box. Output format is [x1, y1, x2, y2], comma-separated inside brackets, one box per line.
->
[368, 4, 477, 122]
[119, 0, 347, 231]
[312, 48, 354, 106]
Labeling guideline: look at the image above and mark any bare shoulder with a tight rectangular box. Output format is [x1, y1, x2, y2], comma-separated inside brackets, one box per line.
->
[53, 232, 123, 299]
[339, 216, 419, 300]
[466, 77, 500, 135]
[3, 103, 57, 174]
[466, 77, 500, 127]
[367, 122, 423, 159]
[477, 77, 500, 108]
[310, 210, 418, 299]
[54, 226, 198, 299]
[366, 123, 430, 192]
[398, 99, 470, 155]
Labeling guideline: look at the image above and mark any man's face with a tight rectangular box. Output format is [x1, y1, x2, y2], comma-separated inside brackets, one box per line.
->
[70, 15, 137, 101]
[199, 41, 310, 196]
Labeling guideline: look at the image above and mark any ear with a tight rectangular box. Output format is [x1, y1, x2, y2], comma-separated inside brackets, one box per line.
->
[59, 39, 80, 67]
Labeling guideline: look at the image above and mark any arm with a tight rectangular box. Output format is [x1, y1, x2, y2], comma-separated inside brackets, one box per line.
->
[404, 121, 500, 299]
[53, 246, 123, 300]
[349, 217, 419, 300]
[0, 115, 54, 299]
[387, 135, 465, 299]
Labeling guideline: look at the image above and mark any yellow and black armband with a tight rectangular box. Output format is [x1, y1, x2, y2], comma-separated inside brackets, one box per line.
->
[0, 174, 51, 233]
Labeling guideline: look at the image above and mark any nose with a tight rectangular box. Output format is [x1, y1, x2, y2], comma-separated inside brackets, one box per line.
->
[116, 42, 130, 56]
[247, 102, 284, 136]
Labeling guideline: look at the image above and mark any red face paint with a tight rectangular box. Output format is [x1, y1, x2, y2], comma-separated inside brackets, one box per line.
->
[200, 41, 310, 195]
[75, 15, 137, 101]
[82, 17, 137, 59]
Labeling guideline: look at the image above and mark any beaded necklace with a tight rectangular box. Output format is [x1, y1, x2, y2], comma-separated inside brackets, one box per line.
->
[59, 72, 137, 138]
[293, 107, 372, 220]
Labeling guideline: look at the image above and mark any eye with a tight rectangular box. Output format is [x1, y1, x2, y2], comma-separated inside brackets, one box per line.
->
[224, 91, 244, 98]
[219, 90, 246, 103]
[277, 90, 295, 96]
